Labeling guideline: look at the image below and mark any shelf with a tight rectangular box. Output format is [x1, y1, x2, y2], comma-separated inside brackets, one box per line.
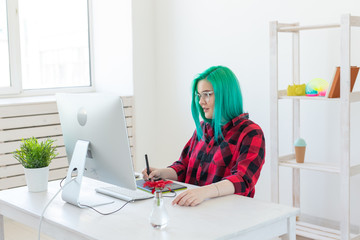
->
[350, 164, 360, 177]
[279, 155, 360, 176]
[279, 160, 340, 174]
[270, 14, 359, 239]
[351, 16, 360, 27]
[277, 16, 360, 32]
[278, 90, 339, 101]
[350, 92, 360, 102]
[278, 90, 360, 102]
[296, 221, 360, 240]
[279, 155, 339, 174]
[278, 24, 340, 32]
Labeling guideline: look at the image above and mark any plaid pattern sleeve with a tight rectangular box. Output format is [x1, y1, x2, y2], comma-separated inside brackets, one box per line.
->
[169, 113, 265, 198]
[223, 124, 265, 197]
[168, 130, 199, 182]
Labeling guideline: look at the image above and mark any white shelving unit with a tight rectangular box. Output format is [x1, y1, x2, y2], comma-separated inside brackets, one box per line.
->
[270, 14, 360, 240]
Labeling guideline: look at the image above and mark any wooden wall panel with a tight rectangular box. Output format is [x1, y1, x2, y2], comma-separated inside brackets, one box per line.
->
[0, 96, 134, 190]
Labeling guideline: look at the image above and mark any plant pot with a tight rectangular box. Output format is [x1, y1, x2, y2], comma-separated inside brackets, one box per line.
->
[23, 166, 49, 192]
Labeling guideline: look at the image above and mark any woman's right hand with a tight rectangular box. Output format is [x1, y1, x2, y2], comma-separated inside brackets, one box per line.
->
[142, 167, 162, 181]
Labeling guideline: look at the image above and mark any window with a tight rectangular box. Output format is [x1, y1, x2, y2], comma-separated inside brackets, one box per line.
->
[0, 0, 92, 95]
[0, 0, 10, 88]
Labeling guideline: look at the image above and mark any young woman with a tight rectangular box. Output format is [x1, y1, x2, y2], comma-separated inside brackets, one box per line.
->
[142, 66, 265, 206]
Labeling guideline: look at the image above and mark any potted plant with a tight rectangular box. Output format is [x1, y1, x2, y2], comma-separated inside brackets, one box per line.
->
[13, 137, 58, 192]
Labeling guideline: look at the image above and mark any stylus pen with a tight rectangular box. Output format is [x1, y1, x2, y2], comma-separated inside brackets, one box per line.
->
[145, 154, 150, 176]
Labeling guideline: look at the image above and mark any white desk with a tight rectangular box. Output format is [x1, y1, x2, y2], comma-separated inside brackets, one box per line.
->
[0, 178, 299, 240]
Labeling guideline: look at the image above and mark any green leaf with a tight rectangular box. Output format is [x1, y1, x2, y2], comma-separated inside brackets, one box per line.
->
[13, 137, 58, 169]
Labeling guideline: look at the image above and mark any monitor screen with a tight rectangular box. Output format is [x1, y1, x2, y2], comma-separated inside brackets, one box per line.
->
[56, 93, 137, 206]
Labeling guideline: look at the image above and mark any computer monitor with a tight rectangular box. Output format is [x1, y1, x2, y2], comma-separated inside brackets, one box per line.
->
[56, 93, 137, 207]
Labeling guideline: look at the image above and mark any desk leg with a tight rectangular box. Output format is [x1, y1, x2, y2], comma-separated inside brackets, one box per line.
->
[0, 215, 4, 240]
[281, 216, 296, 240]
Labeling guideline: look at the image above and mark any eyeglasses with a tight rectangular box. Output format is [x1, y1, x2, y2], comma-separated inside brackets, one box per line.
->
[195, 91, 214, 103]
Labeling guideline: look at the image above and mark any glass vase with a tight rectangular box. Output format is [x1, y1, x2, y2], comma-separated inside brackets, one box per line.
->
[149, 190, 168, 229]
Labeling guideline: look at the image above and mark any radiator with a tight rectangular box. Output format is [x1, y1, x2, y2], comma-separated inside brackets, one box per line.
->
[0, 96, 134, 190]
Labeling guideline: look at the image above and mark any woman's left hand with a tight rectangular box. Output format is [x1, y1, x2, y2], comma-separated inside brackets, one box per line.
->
[172, 188, 209, 207]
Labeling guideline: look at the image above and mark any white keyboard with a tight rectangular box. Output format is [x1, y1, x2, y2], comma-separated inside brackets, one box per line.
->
[95, 186, 153, 202]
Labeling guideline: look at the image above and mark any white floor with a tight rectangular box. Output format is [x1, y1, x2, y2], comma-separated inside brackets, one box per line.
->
[3, 217, 312, 240]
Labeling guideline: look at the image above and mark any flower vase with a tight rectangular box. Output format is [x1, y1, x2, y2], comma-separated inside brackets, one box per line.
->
[149, 190, 168, 229]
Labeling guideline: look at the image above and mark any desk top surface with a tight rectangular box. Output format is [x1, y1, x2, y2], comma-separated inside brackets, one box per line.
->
[0, 178, 299, 240]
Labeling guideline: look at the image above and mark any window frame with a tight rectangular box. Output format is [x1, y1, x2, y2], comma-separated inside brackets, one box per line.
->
[0, 0, 95, 97]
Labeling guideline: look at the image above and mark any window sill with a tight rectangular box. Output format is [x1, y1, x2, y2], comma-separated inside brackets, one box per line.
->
[0, 95, 56, 107]
[0, 86, 95, 107]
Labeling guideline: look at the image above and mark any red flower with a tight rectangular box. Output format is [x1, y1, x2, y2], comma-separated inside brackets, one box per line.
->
[143, 179, 173, 194]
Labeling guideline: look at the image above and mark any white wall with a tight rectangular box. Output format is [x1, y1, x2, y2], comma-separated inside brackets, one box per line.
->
[91, 0, 133, 96]
[132, 0, 157, 173]
[132, 0, 360, 227]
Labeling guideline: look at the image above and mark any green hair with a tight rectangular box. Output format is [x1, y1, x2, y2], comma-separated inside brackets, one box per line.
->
[191, 66, 244, 140]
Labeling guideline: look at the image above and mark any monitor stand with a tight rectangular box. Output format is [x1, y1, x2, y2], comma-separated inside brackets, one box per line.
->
[61, 140, 114, 208]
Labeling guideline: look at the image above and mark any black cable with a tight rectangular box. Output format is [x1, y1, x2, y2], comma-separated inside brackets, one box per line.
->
[79, 200, 132, 215]
[60, 174, 176, 215]
[163, 190, 177, 198]
[60, 168, 79, 188]
[59, 176, 66, 188]
[79, 191, 176, 215]
[60, 176, 132, 215]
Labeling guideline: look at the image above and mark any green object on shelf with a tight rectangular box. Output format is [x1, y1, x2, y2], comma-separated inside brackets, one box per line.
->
[305, 78, 329, 96]
[294, 138, 306, 147]
[287, 84, 306, 96]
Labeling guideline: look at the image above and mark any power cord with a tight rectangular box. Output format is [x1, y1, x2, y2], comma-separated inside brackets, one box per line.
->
[59, 176, 66, 188]
[38, 177, 76, 240]
[38, 180, 177, 238]
[163, 190, 177, 198]
[78, 200, 132, 215]
[59, 168, 77, 188]
[79, 190, 177, 215]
